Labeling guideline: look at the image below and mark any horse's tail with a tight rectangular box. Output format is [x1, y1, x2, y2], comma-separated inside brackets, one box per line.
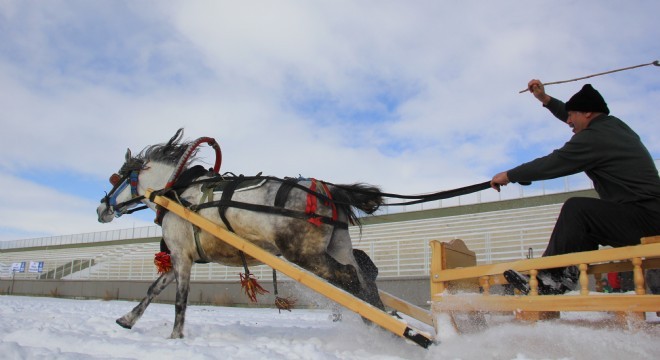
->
[330, 183, 383, 226]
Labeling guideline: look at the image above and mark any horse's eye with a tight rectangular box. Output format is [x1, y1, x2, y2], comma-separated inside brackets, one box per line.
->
[109, 173, 121, 186]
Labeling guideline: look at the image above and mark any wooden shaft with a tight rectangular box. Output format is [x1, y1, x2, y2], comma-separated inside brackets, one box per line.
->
[147, 189, 433, 347]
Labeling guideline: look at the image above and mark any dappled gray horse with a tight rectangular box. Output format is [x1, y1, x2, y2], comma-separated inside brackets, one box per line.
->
[96, 129, 384, 338]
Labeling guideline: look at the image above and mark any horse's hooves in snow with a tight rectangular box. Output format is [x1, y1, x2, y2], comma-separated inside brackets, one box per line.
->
[116, 318, 132, 329]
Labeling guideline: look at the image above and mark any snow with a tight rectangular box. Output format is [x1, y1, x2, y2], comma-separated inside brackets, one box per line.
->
[0, 295, 658, 360]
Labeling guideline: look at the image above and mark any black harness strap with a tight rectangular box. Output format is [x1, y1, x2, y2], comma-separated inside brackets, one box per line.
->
[274, 178, 298, 208]
[217, 176, 243, 232]
[192, 199, 348, 229]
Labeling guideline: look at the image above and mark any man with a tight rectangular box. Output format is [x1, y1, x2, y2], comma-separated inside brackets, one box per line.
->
[491, 80, 660, 295]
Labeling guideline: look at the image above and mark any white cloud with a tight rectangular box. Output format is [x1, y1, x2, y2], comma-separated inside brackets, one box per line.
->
[0, 173, 153, 241]
[0, 1, 658, 240]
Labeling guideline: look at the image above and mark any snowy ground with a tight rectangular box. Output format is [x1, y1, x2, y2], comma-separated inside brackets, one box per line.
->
[0, 295, 658, 360]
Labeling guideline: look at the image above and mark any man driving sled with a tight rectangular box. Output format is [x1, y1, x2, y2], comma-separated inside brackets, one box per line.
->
[490, 80, 660, 295]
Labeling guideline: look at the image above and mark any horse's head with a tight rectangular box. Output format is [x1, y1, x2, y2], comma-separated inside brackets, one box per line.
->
[97, 148, 149, 223]
[97, 129, 192, 223]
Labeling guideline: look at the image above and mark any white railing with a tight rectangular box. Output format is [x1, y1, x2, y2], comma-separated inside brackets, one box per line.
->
[1, 225, 163, 250]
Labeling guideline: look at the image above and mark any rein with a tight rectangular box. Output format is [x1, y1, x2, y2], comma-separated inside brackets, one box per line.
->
[331, 180, 494, 206]
[176, 175, 499, 208]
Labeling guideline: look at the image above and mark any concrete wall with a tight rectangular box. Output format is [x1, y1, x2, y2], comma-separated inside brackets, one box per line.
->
[0, 277, 430, 308]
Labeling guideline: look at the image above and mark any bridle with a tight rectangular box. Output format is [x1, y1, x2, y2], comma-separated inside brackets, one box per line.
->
[101, 169, 147, 218]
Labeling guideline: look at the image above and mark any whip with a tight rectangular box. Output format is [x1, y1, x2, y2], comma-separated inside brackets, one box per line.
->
[519, 60, 659, 94]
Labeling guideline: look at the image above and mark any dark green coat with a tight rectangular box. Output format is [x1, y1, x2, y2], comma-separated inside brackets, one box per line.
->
[507, 97, 660, 213]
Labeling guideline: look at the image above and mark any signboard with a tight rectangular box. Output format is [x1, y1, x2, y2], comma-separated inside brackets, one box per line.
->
[28, 261, 44, 273]
[11, 262, 26, 273]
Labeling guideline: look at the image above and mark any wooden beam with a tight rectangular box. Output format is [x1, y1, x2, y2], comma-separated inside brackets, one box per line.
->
[146, 189, 434, 348]
[432, 294, 660, 312]
[379, 290, 434, 326]
[432, 243, 660, 283]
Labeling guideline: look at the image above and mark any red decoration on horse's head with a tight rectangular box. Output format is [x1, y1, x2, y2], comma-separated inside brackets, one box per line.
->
[109, 173, 121, 186]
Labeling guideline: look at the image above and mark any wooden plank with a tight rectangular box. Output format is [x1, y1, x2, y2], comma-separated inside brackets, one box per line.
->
[588, 258, 660, 275]
[146, 189, 434, 348]
[432, 294, 660, 312]
[432, 243, 660, 282]
[642, 236, 660, 245]
[379, 290, 434, 326]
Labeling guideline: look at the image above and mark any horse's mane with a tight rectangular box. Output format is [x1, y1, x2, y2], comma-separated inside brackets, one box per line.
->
[119, 128, 199, 175]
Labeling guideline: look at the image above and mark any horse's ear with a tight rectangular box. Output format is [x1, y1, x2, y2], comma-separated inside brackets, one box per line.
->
[125, 148, 132, 161]
[167, 128, 184, 146]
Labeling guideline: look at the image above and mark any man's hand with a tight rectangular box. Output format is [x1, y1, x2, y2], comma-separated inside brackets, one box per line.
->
[528, 79, 551, 105]
[490, 171, 510, 192]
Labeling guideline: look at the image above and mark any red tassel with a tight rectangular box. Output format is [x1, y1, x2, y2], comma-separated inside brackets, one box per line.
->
[154, 252, 172, 274]
[240, 273, 269, 302]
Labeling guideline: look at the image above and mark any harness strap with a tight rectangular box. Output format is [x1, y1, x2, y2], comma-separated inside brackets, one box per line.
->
[320, 181, 338, 221]
[306, 179, 318, 215]
[216, 176, 243, 232]
[193, 225, 211, 263]
[274, 178, 297, 208]
[192, 199, 349, 229]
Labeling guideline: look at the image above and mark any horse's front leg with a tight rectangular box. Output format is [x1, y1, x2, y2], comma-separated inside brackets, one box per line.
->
[170, 258, 193, 339]
[117, 271, 175, 329]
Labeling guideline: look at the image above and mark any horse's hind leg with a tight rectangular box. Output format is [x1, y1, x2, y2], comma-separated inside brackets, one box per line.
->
[285, 247, 366, 302]
[116, 271, 175, 329]
[352, 249, 384, 309]
[326, 230, 384, 310]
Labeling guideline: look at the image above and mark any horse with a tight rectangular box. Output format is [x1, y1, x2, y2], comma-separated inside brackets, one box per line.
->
[96, 129, 385, 339]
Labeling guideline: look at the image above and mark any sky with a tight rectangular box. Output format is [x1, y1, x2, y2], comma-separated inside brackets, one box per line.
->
[1, 1, 659, 241]
[1, 295, 659, 359]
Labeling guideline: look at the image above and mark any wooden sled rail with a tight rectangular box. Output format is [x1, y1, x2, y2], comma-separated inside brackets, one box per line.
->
[429, 237, 660, 332]
[431, 241, 660, 288]
[146, 189, 434, 348]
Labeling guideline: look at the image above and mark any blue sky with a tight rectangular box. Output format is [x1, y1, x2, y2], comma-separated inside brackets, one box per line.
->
[1, 1, 659, 241]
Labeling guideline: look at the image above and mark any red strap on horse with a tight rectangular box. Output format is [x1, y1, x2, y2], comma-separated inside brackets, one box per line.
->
[320, 181, 338, 221]
[305, 179, 338, 226]
[305, 178, 318, 215]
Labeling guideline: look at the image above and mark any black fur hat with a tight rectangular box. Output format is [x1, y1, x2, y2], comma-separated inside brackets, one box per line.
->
[565, 84, 610, 114]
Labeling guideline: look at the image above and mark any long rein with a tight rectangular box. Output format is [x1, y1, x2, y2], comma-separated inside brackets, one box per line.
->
[162, 174, 498, 210]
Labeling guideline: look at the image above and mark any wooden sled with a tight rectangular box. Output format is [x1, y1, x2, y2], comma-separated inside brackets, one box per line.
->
[429, 237, 660, 335]
[146, 189, 435, 348]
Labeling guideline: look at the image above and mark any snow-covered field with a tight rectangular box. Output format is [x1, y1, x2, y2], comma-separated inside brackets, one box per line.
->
[0, 295, 658, 359]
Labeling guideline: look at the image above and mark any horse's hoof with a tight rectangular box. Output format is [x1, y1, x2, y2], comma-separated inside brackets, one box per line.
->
[169, 333, 184, 339]
[116, 318, 133, 329]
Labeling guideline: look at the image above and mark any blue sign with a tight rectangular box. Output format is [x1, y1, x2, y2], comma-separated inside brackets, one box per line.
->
[29, 261, 44, 273]
[11, 262, 26, 273]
